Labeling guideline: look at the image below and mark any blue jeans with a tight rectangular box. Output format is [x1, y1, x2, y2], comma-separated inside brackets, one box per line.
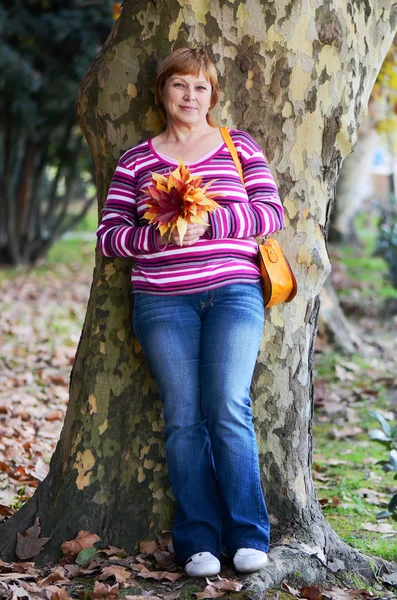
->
[133, 283, 270, 562]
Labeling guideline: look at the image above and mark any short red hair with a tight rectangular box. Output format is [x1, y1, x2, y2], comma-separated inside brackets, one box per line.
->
[155, 47, 220, 126]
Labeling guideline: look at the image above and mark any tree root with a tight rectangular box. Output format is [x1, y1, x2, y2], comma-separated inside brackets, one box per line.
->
[243, 542, 397, 593]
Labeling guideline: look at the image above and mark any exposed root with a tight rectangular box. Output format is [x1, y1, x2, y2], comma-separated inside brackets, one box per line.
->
[243, 543, 397, 593]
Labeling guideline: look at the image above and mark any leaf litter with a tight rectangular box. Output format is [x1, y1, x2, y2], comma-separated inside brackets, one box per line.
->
[0, 266, 91, 511]
[1, 241, 397, 597]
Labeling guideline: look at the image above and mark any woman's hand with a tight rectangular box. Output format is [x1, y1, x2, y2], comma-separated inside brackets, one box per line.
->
[158, 213, 211, 247]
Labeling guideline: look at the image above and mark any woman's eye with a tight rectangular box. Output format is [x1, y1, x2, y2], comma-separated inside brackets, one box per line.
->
[174, 82, 184, 88]
[197, 86, 207, 91]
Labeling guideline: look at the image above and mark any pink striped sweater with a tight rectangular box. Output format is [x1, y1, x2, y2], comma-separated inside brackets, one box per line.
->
[96, 129, 284, 295]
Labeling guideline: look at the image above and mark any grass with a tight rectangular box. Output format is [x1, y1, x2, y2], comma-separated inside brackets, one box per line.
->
[313, 213, 397, 562]
[46, 237, 96, 267]
[333, 213, 397, 301]
[313, 373, 397, 560]
[71, 204, 98, 232]
[2, 207, 397, 573]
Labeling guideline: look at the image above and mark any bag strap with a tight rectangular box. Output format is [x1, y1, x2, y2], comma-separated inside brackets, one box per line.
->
[220, 127, 244, 185]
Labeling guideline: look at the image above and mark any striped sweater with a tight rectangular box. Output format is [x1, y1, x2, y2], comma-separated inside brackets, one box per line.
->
[96, 129, 284, 295]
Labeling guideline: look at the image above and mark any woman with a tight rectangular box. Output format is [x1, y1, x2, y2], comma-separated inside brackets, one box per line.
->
[97, 47, 284, 577]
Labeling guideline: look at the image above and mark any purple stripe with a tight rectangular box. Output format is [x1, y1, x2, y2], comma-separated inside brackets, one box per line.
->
[96, 129, 284, 295]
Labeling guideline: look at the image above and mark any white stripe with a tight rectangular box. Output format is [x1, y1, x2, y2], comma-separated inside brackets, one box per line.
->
[132, 263, 258, 284]
[99, 230, 112, 256]
[107, 193, 135, 204]
[245, 176, 276, 187]
[118, 228, 134, 257]
[135, 239, 258, 260]
[115, 165, 135, 176]
[234, 204, 246, 237]
[101, 212, 134, 224]
[135, 156, 161, 171]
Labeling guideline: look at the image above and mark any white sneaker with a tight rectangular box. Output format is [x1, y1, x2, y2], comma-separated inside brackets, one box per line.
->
[233, 548, 268, 573]
[185, 552, 221, 577]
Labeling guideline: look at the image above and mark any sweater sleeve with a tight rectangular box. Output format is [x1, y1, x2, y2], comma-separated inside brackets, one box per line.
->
[208, 132, 284, 239]
[96, 156, 160, 257]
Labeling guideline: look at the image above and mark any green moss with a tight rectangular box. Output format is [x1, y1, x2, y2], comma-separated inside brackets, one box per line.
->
[178, 583, 203, 600]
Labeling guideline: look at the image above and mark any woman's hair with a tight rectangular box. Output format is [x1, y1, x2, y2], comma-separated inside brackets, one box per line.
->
[155, 47, 220, 126]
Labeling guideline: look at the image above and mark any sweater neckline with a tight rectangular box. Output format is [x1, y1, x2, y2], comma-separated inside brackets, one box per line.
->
[148, 138, 226, 167]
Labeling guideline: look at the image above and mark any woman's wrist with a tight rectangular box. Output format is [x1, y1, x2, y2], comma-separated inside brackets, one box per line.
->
[157, 232, 170, 250]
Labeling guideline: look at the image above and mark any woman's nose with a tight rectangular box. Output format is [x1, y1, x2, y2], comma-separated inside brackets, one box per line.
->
[184, 87, 195, 100]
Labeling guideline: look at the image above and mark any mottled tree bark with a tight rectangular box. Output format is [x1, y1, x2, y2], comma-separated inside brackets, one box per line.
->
[1, 0, 397, 586]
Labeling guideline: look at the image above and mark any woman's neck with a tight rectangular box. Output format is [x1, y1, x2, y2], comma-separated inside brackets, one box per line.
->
[160, 121, 216, 144]
[151, 121, 223, 162]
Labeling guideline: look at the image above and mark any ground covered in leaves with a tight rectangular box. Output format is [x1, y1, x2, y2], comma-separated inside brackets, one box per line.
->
[0, 231, 397, 599]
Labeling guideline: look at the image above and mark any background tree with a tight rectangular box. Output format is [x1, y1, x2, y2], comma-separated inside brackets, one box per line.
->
[1, 0, 396, 589]
[320, 39, 397, 351]
[329, 38, 397, 245]
[0, 0, 113, 265]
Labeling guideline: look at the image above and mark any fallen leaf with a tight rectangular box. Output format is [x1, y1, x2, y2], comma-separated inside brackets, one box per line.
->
[63, 564, 98, 578]
[300, 586, 323, 600]
[297, 543, 326, 563]
[313, 457, 350, 466]
[31, 457, 50, 481]
[46, 410, 65, 421]
[60, 530, 101, 561]
[16, 517, 51, 559]
[382, 572, 397, 585]
[98, 565, 133, 583]
[209, 576, 243, 592]
[20, 580, 44, 593]
[323, 586, 370, 600]
[332, 426, 363, 440]
[162, 592, 181, 600]
[76, 547, 100, 566]
[39, 565, 67, 586]
[327, 558, 345, 573]
[87, 581, 119, 599]
[137, 570, 182, 582]
[44, 584, 71, 599]
[0, 573, 34, 582]
[194, 587, 225, 599]
[157, 531, 174, 554]
[313, 472, 331, 482]
[124, 597, 162, 600]
[8, 562, 40, 576]
[154, 551, 178, 572]
[0, 504, 14, 517]
[361, 523, 396, 533]
[100, 546, 127, 558]
[335, 365, 356, 382]
[130, 564, 150, 573]
[355, 488, 389, 506]
[50, 588, 74, 600]
[281, 582, 300, 596]
[7, 584, 29, 598]
[139, 540, 159, 555]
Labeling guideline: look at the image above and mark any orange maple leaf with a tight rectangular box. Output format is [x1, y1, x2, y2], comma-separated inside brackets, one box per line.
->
[142, 159, 221, 245]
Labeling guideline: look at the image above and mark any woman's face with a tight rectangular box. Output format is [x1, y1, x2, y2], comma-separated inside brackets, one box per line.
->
[161, 70, 212, 127]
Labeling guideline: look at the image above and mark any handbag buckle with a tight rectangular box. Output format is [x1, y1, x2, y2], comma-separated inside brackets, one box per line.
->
[263, 241, 278, 263]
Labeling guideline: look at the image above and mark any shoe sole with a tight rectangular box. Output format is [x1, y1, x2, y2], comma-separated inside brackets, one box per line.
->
[234, 560, 268, 573]
[185, 568, 221, 577]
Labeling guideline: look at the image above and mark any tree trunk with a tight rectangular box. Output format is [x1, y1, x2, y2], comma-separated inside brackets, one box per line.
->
[329, 122, 378, 244]
[318, 279, 361, 354]
[1, 0, 396, 587]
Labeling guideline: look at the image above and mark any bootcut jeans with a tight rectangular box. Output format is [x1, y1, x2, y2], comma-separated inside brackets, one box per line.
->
[133, 282, 270, 562]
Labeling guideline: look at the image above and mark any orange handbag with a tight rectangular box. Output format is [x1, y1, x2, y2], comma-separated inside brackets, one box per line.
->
[220, 127, 297, 308]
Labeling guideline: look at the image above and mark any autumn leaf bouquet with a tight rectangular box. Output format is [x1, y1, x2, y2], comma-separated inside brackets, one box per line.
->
[142, 159, 221, 245]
